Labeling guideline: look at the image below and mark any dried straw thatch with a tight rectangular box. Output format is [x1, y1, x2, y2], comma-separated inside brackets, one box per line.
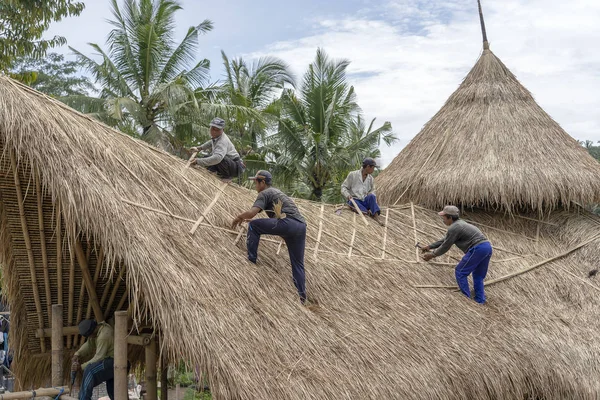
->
[0, 74, 599, 399]
[376, 23, 600, 211]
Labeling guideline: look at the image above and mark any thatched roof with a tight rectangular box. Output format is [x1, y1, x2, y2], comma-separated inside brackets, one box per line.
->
[1, 75, 600, 399]
[376, 21, 600, 210]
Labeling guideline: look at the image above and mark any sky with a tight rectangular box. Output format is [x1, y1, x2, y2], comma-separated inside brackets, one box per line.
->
[46, 0, 600, 166]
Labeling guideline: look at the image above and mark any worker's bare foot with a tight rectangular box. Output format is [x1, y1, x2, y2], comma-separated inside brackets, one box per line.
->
[372, 214, 385, 226]
[220, 178, 232, 183]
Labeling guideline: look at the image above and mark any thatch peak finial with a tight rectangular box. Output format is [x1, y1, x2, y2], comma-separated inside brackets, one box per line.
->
[477, 0, 490, 49]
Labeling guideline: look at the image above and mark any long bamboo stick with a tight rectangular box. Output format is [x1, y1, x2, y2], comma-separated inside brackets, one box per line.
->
[182, 151, 198, 172]
[67, 237, 75, 349]
[380, 208, 389, 259]
[10, 152, 46, 352]
[74, 239, 104, 322]
[105, 267, 126, 318]
[190, 182, 228, 235]
[348, 213, 357, 258]
[313, 204, 325, 260]
[410, 203, 420, 262]
[349, 198, 369, 226]
[86, 247, 105, 320]
[35, 172, 52, 318]
[56, 202, 63, 305]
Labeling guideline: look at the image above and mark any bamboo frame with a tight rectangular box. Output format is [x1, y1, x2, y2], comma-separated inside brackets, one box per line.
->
[74, 239, 104, 322]
[0, 387, 70, 400]
[190, 182, 228, 235]
[10, 151, 46, 352]
[56, 202, 63, 305]
[35, 172, 52, 319]
[410, 203, 419, 262]
[114, 311, 128, 400]
[105, 267, 126, 318]
[313, 204, 325, 260]
[380, 208, 390, 259]
[145, 336, 158, 400]
[348, 213, 357, 258]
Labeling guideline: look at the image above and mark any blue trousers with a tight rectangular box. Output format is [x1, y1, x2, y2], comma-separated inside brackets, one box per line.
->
[80, 358, 114, 400]
[348, 193, 380, 215]
[455, 242, 493, 304]
[247, 218, 307, 302]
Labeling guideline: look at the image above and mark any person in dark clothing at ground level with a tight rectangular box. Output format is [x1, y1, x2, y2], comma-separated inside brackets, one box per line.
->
[232, 170, 307, 303]
[72, 319, 115, 400]
[189, 117, 245, 181]
[419, 205, 493, 304]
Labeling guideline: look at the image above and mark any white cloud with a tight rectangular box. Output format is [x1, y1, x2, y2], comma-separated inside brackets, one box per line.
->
[246, 0, 600, 166]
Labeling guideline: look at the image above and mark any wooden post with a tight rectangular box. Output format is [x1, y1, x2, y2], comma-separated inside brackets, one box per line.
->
[145, 336, 158, 400]
[410, 202, 419, 262]
[160, 354, 169, 400]
[114, 311, 128, 400]
[380, 208, 390, 259]
[313, 204, 325, 260]
[52, 304, 64, 386]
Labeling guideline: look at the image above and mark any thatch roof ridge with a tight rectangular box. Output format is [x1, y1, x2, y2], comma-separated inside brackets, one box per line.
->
[376, 45, 600, 211]
[1, 75, 600, 398]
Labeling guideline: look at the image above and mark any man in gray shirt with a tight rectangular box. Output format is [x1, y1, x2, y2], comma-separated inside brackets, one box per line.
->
[190, 117, 244, 181]
[420, 205, 493, 304]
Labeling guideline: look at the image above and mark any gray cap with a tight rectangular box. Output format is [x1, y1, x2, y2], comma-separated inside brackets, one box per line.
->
[363, 157, 377, 167]
[209, 117, 225, 130]
[249, 170, 272, 184]
[438, 205, 460, 217]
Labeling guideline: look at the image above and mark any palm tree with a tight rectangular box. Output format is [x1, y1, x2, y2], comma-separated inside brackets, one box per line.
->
[219, 51, 295, 151]
[68, 0, 235, 153]
[268, 48, 396, 201]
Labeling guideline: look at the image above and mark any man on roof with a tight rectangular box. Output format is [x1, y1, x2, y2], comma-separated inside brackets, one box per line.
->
[232, 170, 307, 304]
[189, 117, 245, 182]
[341, 158, 384, 226]
[419, 205, 493, 304]
[71, 319, 116, 400]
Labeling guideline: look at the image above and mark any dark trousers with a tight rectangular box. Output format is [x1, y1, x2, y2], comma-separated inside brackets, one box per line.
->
[206, 156, 239, 179]
[247, 218, 307, 302]
[348, 193, 380, 215]
[79, 358, 114, 400]
[455, 242, 493, 304]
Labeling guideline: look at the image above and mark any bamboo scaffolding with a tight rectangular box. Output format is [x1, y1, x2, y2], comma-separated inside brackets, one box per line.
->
[35, 172, 52, 318]
[190, 182, 228, 235]
[380, 208, 390, 259]
[348, 213, 357, 258]
[313, 204, 325, 260]
[10, 151, 46, 352]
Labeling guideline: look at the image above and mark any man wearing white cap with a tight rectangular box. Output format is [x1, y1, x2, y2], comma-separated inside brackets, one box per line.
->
[189, 117, 244, 181]
[419, 205, 493, 304]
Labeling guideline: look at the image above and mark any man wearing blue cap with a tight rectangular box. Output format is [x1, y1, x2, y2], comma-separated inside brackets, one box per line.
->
[190, 117, 244, 181]
[232, 170, 307, 303]
[341, 158, 384, 226]
[71, 319, 115, 400]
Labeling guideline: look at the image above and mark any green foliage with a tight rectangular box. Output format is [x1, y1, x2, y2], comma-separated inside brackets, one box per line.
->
[183, 388, 211, 400]
[580, 140, 600, 162]
[267, 48, 396, 201]
[0, 0, 85, 70]
[10, 53, 94, 97]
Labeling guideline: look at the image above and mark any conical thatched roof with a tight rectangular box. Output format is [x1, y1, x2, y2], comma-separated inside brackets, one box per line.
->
[1, 75, 600, 399]
[376, 32, 600, 210]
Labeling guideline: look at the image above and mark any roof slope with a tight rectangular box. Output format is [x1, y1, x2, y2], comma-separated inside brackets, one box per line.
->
[0, 76, 599, 399]
[376, 46, 600, 210]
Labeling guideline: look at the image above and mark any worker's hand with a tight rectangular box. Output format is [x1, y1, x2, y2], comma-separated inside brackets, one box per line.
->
[418, 244, 430, 252]
[71, 359, 80, 372]
[188, 158, 197, 165]
[189, 147, 199, 153]
[347, 196, 353, 201]
[231, 216, 243, 229]
[422, 252, 435, 262]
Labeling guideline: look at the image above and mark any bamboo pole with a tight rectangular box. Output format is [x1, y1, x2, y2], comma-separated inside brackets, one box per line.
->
[190, 182, 228, 235]
[116, 285, 129, 313]
[233, 226, 245, 246]
[35, 173, 52, 318]
[410, 202, 419, 262]
[52, 304, 64, 386]
[161, 354, 169, 400]
[348, 213, 357, 258]
[74, 239, 104, 322]
[86, 247, 105, 320]
[105, 267, 126, 318]
[57, 202, 63, 305]
[0, 387, 70, 400]
[10, 152, 46, 353]
[182, 151, 198, 172]
[313, 204, 325, 260]
[380, 208, 390, 259]
[145, 336, 158, 400]
[349, 198, 369, 226]
[67, 239, 75, 349]
[114, 311, 128, 400]
[276, 239, 284, 255]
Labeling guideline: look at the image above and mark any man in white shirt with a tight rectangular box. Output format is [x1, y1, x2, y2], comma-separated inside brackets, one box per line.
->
[341, 158, 384, 225]
[190, 117, 244, 181]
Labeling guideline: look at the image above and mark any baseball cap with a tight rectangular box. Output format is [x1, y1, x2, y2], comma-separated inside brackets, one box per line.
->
[438, 205, 460, 217]
[249, 170, 272, 184]
[363, 157, 377, 167]
[209, 117, 225, 130]
[78, 319, 97, 337]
